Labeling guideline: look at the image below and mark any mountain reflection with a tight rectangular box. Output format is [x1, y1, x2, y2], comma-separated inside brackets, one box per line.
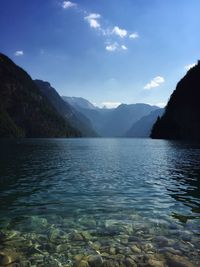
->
[163, 141, 200, 222]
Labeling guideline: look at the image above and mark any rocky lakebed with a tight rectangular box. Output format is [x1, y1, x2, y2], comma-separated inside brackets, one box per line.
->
[0, 213, 199, 267]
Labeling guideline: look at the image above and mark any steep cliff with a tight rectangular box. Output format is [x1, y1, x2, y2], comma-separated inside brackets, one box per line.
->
[35, 80, 97, 137]
[151, 61, 200, 141]
[0, 53, 80, 137]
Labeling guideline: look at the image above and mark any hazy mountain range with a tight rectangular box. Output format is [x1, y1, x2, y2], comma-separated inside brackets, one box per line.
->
[63, 98, 159, 137]
[2, 52, 199, 141]
[0, 53, 163, 138]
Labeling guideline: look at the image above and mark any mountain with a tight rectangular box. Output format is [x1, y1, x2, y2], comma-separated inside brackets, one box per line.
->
[35, 80, 97, 137]
[126, 108, 164, 137]
[100, 103, 159, 137]
[63, 96, 114, 136]
[151, 61, 200, 141]
[62, 96, 97, 110]
[0, 53, 80, 138]
[63, 99, 159, 137]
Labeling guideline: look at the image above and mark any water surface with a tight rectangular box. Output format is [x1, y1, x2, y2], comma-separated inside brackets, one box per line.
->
[0, 139, 200, 266]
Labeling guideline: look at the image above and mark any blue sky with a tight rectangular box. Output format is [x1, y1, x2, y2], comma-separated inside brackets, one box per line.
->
[1, 0, 200, 108]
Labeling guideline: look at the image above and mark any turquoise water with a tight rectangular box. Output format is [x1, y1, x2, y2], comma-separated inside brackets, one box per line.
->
[0, 138, 200, 267]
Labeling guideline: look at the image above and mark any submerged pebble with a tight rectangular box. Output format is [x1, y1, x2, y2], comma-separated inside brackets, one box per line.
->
[0, 214, 199, 267]
[0, 250, 19, 266]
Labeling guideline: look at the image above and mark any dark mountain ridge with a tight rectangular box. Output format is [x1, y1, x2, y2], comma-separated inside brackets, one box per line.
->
[35, 80, 97, 137]
[0, 53, 80, 137]
[151, 61, 200, 141]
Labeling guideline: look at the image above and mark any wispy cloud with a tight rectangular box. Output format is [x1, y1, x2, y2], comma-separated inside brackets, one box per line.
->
[129, 32, 139, 39]
[105, 43, 127, 52]
[84, 13, 101, 29]
[185, 63, 196, 71]
[121, 45, 128, 50]
[101, 102, 121, 109]
[105, 43, 118, 52]
[112, 26, 127, 38]
[14, 50, 24, 56]
[144, 76, 165, 90]
[60, 2, 139, 51]
[62, 1, 77, 9]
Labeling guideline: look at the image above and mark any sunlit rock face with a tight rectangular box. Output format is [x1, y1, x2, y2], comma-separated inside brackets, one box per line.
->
[151, 61, 200, 141]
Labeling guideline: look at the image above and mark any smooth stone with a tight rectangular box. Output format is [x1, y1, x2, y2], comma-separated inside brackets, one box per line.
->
[48, 228, 62, 243]
[158, 247, 182, 255]
[74, 255, 84, 262]
[81, 231, 92, 240]
[78, 217, 96, 228]
[128, 236, 140, 243]
[0, 251, 18, 266]
[20, 260, 32, 267]
[101, 253, 110, 258]
[143, 243, 154, 252]
[119, 247, 132, 255]
[130, 245, 141, 254]
[114, 255, 125, 261]
[103, 260, 119, 267]
[124, 257, 137, 267]
[119, 236, 129, 245]
[165, 254, 195, 267]
[154, 236, 169, 247]
[148, 259, 165, 267]
[69, 231, 84, 241]
[29, 216, 48, 229]
[88, 255, 103, 267]
[109, 247, 116, 255]
[76, 260, 90, 267]
[89, 241, 101, 251]
[56, 244, 70, 253]
[42, 255, 61, 267]
[1, 230, 20, 241]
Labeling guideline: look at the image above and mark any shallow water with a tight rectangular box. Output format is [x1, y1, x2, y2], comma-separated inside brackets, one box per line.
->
[0, 138, 200, 267]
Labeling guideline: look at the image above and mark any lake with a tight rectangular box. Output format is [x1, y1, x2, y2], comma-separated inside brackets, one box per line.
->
[0, 138, 200, 267]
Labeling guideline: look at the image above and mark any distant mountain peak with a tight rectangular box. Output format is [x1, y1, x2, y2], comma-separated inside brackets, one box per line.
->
[62, 96, 97, 110]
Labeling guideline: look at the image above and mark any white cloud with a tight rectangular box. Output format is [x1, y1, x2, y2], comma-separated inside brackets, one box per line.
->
[62, 1, 77, 9]
[112, 26, 127, 38]
[105, 43, 127, 52]
[14, 50, 24, 56]
[121, 45, 128, 50]
[84, 13, 101, 29]
[129, 32, 139, 39]
[101, 102, 121, 109]
[105, 42, 118, 52]
[144, 76, 165, 90]
[185, 63, 196, 71]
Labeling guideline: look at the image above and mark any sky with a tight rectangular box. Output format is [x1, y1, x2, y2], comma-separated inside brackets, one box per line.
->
[1, 0, 200, 108]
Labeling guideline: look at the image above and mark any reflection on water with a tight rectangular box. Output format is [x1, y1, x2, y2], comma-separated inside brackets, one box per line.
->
[0, 138, 199, 266]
